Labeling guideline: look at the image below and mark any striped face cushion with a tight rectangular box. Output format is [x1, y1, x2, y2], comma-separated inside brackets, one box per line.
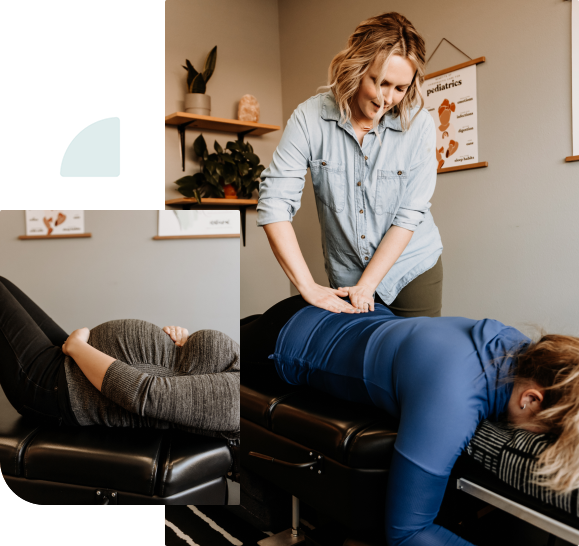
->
[466, 420, 578, 515]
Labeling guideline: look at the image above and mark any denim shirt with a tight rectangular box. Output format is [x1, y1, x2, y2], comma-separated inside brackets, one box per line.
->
[257, 91, 443, 304]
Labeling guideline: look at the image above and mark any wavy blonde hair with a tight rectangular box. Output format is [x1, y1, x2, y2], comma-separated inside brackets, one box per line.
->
[513, 334, 579, 492]
[323, 12, 426, 137]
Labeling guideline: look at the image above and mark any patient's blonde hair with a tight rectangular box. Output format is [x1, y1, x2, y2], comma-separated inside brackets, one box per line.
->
[323, 12, 426, 135]
[514, 335, 579, 492]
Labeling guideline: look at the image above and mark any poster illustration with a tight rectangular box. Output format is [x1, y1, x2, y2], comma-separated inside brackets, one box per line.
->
[423, 64, 478, 170]
[25, 210, 85, 236]
[158, 210, 240, 237]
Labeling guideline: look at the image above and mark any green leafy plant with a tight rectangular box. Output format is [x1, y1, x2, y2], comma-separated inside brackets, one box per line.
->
[175, 134, 265, 202]
[183, 46, 217, 94]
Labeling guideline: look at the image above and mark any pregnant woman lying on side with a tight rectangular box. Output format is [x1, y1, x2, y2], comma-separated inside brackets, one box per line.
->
[243, 296, 579, 545]
[0, 277, 239, 440]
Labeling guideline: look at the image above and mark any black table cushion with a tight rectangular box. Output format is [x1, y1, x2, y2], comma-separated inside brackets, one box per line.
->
[0, 386, 231, 498]
[242, 357, 579, 531]
[242, 372, 398, 470]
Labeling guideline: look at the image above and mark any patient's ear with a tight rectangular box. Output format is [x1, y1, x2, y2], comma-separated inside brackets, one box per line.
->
[520, 387, 544, 410]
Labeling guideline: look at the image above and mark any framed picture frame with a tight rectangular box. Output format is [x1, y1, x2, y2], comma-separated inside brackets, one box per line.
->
[154, 210, 240, 239]
[19, 211, 91, 239]
[423, 57, 488, 174]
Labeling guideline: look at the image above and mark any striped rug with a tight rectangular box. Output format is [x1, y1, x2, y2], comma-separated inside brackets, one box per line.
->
[165, 505, 271, 545]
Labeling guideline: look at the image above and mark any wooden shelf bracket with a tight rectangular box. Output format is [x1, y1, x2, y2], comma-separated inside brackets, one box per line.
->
[178, 121, 195, 171]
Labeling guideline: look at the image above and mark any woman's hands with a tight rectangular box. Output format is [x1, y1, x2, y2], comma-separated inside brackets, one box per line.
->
[338, 284, 375, 312]
[301, 283, 360, 314]
[163, 326, 189, 347]
[62, 327, 91, 356]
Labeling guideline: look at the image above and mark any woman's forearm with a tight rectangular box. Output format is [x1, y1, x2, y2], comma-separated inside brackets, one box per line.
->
[263, 221, 316, 292]
[358, 225, 413, 291]
[67, 339, 116, 392]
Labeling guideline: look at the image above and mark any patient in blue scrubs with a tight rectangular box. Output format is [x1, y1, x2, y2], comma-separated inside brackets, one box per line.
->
[242, 295, 579, 546]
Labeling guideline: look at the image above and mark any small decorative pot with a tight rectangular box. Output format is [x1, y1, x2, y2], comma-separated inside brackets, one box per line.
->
[185, 93, 211, 115]
[223, 184, 238, 199]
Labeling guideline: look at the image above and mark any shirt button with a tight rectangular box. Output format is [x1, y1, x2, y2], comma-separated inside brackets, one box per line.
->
[359, 209, 364, 214]
[364, 155, 368, 160]
[361, 235, 365, 239]
[365, 256, 369, 261]
[357, 181, 361, 186]
[322, 162, 327, 166]
[397, 170, 402, 175]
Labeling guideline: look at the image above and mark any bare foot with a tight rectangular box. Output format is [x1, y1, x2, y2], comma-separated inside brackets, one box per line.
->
[43, 216, 53, 236]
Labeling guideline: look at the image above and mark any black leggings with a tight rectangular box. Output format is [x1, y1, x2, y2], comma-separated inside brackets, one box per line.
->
[0, 277, 76, 425]
[241, 295, 315, 384]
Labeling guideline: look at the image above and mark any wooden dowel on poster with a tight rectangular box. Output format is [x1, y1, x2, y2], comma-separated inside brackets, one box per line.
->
[425, 57, 486, 80]
[437, 161, 488, 174]
[565, 155, 579, 162]
[153, 234, 240, 240]
[18, 233, 92, 240]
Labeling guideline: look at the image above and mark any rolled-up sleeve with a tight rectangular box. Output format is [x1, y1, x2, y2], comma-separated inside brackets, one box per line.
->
[101, 361, 240, 432]
[392, 115, 437, 232]
[257, 108, 312, 226]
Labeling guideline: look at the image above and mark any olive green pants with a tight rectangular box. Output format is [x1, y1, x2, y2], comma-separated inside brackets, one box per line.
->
[375, 256, 443, 318]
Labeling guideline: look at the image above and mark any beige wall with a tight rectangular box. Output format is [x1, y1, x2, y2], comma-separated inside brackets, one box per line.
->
[169, 0, 579, 331]
[0, 211, 239, 343]
[165, 0, 290, 317]
[276, 0, 579, 336]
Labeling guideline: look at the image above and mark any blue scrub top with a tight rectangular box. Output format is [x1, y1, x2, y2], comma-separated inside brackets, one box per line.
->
[273, 304, 530, 545]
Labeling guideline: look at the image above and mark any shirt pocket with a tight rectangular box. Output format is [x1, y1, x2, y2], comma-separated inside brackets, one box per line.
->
[375, 169, 407, 215]
[309, 159, 347, 213]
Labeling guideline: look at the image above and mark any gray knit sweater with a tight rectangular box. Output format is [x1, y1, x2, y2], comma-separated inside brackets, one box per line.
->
[64, 319, 239, 439]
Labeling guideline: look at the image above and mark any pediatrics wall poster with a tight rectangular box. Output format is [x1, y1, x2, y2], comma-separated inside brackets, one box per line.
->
[423, 64, 479, 170]
[158, 210, 240, 237]
[25, 210, 85, 236]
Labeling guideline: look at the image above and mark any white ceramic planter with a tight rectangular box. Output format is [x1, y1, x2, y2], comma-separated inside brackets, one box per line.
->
[184, 93, 211, 115]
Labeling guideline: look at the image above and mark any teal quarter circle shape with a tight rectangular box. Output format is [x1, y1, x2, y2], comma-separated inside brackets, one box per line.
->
[60, 117, 120, 177]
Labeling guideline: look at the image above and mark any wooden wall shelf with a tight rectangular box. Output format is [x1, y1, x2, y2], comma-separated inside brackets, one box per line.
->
[438, 161, 488, 175]
[165, 113, 280, 135]
[165, 198, 257, 246]
[18, 233, 92, 240]
[165, 198, 257, 207]
[165, 112, 280, 171]
[165, 111, 277, 247]
[565, 155, 579, 162]
[153, 234, 240, 240]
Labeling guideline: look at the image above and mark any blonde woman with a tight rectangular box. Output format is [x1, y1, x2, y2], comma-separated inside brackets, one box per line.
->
[258, 12, 442, 317]
[242, 296, 579, 544]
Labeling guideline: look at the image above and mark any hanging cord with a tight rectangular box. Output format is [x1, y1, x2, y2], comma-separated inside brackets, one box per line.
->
[426, 38, 472, 67]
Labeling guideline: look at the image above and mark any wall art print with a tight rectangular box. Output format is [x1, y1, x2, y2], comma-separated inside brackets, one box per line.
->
[423, 64, 478, 170]
[158, 210, 240, 238]
[25, 211, 85, 236]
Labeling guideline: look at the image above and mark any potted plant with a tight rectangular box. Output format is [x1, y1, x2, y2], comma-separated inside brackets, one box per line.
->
[183, 46, 217, 116]
[175, 134, 265, 203]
